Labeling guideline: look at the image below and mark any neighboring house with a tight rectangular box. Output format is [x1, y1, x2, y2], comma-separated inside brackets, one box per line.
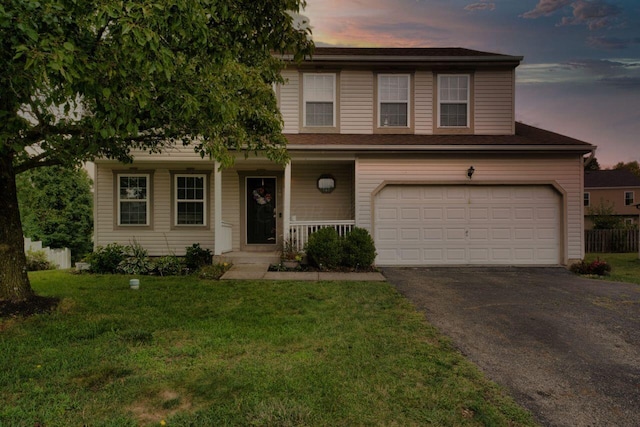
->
[584, 169, 640, 229]
[94, 47, 595, 266]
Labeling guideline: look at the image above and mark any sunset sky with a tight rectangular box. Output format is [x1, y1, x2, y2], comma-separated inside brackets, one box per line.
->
[301, 0, 640, 167]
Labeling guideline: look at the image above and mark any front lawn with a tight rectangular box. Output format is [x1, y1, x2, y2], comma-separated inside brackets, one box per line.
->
[585, 252, 640, 285]
[1, 271, 536, 426]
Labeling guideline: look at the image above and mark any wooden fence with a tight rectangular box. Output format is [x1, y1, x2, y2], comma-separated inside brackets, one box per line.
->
[584, 229, 638, 253]
[24, 237, 71, 269]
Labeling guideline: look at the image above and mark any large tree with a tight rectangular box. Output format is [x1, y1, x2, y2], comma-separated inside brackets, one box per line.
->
[0, 0, 313, 302]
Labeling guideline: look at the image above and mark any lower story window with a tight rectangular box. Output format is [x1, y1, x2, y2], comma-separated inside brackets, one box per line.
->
[175, 174, 206, 225]
[118, 174, 149, 226]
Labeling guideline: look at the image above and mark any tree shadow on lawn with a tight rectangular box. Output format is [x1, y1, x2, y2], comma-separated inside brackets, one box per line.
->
[0, 295, 59, 320]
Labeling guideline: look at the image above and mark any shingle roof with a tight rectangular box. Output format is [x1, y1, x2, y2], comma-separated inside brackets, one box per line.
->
[584, 169, 640, 188]
[285, 122, 594, 151]
[310, 47, 514, 58]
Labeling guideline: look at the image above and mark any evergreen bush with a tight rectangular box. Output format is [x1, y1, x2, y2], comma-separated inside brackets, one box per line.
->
[342, 227, 377, 269]
[185, 243, 212, 270]
[305, 227, 342, 270]
[86, 243, 127, 274]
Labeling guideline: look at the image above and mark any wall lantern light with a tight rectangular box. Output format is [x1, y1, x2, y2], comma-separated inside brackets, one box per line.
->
[467, 166, 475, 179]
[317, 174, 336, 193]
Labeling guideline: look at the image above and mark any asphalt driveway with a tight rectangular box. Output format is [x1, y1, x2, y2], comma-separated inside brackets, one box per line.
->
[383, 267, 640, 427]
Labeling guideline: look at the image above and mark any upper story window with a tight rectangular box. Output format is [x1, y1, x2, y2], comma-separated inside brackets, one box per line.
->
[175, 174, 207, 226]
[118, 174, 149, 226]
[438, 75, 470, 128]
[625, 191, 634, 206]
[303, 73, 335, 127]
[584, 192, 590, 207]
[378, 74, 410, 127]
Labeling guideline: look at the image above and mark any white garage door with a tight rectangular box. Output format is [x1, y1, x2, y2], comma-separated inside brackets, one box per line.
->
[375, 185, 561, 265]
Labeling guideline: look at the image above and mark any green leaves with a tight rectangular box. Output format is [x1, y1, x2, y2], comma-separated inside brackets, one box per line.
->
[2, 0, 313, 172]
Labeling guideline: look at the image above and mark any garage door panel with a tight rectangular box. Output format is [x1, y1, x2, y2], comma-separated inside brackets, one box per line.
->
[375, 185, 561, 265]
[446, 208, 466, 220]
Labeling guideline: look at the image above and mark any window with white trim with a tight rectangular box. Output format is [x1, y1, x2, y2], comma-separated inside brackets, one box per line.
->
[625, 191, 634, 206]
[118, 174, 149, 226]
[175, 174, 206, 225]
[378, 74, 410, 127]
[584, 192, 590, 207]
[303, 73, 335, 127]
[438, 74, 470, 127]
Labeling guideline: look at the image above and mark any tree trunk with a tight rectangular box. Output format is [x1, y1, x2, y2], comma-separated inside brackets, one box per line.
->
[0, 150, 34, 302]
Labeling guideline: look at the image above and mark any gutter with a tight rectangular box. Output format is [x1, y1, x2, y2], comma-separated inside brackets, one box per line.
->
[286, 144, 594, 154]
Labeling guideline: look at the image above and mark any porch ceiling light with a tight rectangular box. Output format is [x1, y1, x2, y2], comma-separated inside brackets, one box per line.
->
[317, 174, 336, 193]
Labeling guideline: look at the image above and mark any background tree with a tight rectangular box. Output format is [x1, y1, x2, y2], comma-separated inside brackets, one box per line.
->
[613, 161, 640, 177]
[584, 156, 600, 171]
[0, 0, 313, 302]
[587, 200, 625, 230]
[16, 166, 93, 261]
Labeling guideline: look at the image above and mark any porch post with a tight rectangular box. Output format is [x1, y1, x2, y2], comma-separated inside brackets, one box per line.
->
[214, 161, 223, 255]
[283, 161, 291, 242]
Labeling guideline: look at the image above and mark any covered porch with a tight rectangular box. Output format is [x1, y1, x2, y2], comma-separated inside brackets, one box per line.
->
[212, 155, 356, 256]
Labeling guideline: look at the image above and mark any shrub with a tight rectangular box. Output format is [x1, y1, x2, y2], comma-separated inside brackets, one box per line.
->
[570, 259, 611, 276]
[117, 242, 153, 275]
[185, 243, 212, 270]
[305, 227, 342, 270]
[342, 227, 377, 269]
[25, 249, 54, 271]
[86, 243, 127, 274]
[154, 255, 183, 276]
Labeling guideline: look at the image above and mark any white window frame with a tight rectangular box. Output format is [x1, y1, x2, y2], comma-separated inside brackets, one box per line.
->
[584, 192, 590, 207]
[303, 73, 336, 127]
[438, 74, 470, 128]
[117, 173, 150, 226]
[624, 191, 634, 206]
[378, 74, 410, 128]
[174, 173, 207, 226]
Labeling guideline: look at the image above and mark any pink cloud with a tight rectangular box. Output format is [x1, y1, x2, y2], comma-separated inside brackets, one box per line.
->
[465, 2, 496, 12]
[521, 0, 572, 18]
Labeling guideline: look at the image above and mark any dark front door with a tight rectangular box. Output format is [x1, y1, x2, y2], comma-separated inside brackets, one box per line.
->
[246, 177, 277, 245]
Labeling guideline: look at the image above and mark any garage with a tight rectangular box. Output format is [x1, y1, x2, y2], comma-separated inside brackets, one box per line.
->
[374, 185, 562, 265]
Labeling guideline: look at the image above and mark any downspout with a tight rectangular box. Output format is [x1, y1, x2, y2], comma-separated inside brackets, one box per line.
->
[583, 148, 597, 168]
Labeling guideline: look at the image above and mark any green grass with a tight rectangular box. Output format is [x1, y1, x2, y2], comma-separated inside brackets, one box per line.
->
[585, 252, 640, 285]
[1, 271, 537, 426]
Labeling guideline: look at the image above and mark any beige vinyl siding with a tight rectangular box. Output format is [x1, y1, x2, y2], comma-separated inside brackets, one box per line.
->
[414, 71, 434, 134]
[340, 70, 373, 133]
[94, 164, 215, 256]
[221, 168, 241, 251]
[474, 70, 515, 135]
[355, 154, 585, 263]
[280, 68, 300, 133]
[290, 163, 354, 221]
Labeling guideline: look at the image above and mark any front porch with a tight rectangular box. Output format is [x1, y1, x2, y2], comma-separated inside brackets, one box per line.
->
[212, 157, 356, 255]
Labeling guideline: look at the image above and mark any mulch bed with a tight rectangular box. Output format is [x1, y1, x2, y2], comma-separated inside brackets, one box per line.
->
[0, 296, 59, 319]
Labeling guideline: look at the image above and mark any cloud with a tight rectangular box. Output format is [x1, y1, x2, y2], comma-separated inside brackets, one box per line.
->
[587, 36, 640, 50]
[521, 0, 572, 18]
[560, 0, 620, 30]
[521, 0, 621, 30]
[465, 2, 496, 12]
[518, 58, 640, 89]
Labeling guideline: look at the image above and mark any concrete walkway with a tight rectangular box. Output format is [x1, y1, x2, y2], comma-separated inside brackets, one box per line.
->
[221, 263, 385, 281]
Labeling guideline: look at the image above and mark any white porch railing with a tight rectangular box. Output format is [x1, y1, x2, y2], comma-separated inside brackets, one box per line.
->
[289, 220, 355, 252]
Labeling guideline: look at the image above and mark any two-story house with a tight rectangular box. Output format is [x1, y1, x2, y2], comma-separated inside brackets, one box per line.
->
[93, 47, 594, 266]
[584, 169, 640, 229]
